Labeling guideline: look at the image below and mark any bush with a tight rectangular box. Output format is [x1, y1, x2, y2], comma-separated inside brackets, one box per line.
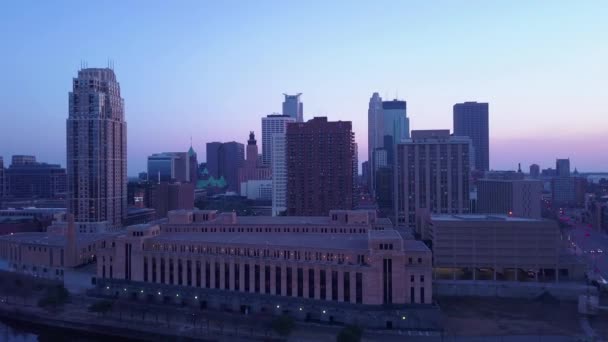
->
[88, 299, 114, 316]
[271, 314, 295, 337]
[37, 285, 69, 310]
[337, 325, 363, 342]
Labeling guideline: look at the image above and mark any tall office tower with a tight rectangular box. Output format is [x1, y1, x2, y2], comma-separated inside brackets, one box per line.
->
[206, 142, 245, 192]
[205, 142, 222, 178]
[367, 92, 383, 194]
[529, 164, 540, 178]
[5, 157, 67, 199]
[147, 152, 190, 183]
[453, 102, 489, 172]
[271, 135, 287, 216]
[261, 114, 295, 166]
[11, 155, 37, 166]
[238, 132, 271, 192]
[0, 157, 5, 199]
[352, 142, 359, 208]
[286, 117, 354, 216]
[556, 158, 570, 177]
[282, 93, 303, 122]
[188, 145, 198, 183]
[396, 130, 472, 230]
[67, 68, 126, 233]
[477, 179, 542, 219]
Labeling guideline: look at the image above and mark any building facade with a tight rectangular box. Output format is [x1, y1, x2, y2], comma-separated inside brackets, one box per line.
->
[529, 164, 540, 178]
[422, 214, 582, 281]
[453, 102, 489, 172]
[367, 92, 383, 195]
[556, 158, 570, 177]
[94, 209, 434, 327]
[240, 179, 273, 200]
[396, 130, 472, 230]
[5, 160, 67, 199]
[0, 157, 6, 200]
[147, 152, 190, 183]
[286, 117, 355, 216]
[237, 132, 271, 193]
[272, 135, 288, 216]
[282, 93, 303, 123]
[147, 182, 195, 219]
[477, 179, 542, 219]
[67, 68, 127, 233]
[261, 114, 295, 167]
[206, 142, 245, 192]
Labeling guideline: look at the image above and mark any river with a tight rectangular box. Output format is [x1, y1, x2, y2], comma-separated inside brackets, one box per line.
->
[0, 317, 142, 342]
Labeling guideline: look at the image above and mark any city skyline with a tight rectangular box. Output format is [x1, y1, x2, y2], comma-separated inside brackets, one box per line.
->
[1, 1, 607, 174]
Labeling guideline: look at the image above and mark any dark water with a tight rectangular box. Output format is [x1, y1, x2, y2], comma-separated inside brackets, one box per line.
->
[0, 318, 142, 342]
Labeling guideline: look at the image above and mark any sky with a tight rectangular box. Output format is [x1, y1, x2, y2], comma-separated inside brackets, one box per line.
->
[0, 0, 607, 175]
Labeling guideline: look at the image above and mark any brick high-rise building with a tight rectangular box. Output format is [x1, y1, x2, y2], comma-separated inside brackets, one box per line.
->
[0, 157, 5, 200]
[396, 130, 472, 230]
[67, 68, 127, 233]
[286, 117, 355, 216]
[453, 102, 489, 171]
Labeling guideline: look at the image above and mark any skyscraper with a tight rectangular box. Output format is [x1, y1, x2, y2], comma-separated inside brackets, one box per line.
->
[556, 158, 570, 177]
[529, 164, 540, 178]
[282, 93, 303, 122]
[367, 92, 383, 194]
[396, 130, 471, 230]
[286, 117, 354, 216]
[206, 142, 245, 192]
[453, 102, 489, 172]
[238, 132, 271, 192]
[67, 68, 127, 233]
[271, 134, 287, 216]
[0, 157, 5, 200]
[147, 152, 190, 183]
[188, 145, 198, 183]
[261, 114, 295, 166]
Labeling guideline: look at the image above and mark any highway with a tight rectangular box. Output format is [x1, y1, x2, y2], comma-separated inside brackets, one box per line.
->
[563, 214, 608, 282]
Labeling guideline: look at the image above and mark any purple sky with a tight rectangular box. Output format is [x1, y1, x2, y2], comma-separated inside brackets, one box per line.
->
[0, 1, 607, 175]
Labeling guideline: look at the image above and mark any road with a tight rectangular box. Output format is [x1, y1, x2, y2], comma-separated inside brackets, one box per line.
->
[563, 213, 608, 281]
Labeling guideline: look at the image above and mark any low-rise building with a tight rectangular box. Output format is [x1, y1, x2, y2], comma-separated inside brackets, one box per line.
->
[94, 209, 436, 328]
[421, 214, 583, 281]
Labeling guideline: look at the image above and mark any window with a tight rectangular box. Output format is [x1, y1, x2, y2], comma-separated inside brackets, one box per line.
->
[297, 268, 303, 297]
[420, 275, 425, 283]
[265, 266, 271, 294]
[308, 269, 315, 298]
[343, 272, 350, 302]
[320, 270, 326, 300]
[355, 273, 362, 304]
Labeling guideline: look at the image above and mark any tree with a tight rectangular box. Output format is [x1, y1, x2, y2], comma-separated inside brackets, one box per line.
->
[271, 314, 295, 338]
[88, 299, 114, 317]
[37, 284, 69, 311]
[337, 325, 363, 342]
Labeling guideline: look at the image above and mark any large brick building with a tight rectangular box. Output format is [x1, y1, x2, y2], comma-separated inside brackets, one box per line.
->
[286, 117, 355, 216]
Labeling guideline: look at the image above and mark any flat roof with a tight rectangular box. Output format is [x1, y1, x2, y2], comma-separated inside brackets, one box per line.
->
[0, 232, 115, 247]
[149, 232, 370, 251]
[431, 214, 543, 222]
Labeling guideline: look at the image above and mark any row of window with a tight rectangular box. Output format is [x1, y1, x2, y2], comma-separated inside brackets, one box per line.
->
[106, 257, 366, 304]
[164, 226, 368, 234]
[146, 244, 368, 265]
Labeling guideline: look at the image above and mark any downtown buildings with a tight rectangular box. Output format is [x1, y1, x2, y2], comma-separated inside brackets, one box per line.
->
[4, 156, 67, 200]
[206, 142, 245, 192]
[92, 208, 437, 328]
[67, 68, 127, 233]
[282, 93, 304, 122]
[453, 102, 489, 172]
[367, 94, 410, 209]
[477, 179, 542, 219]
[261, 114, 295, 167]
[396, 130, 472, 230]
[286, 117, 356, 216]
[237, 132, 271, 193]
[147, 152, 191, 183]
